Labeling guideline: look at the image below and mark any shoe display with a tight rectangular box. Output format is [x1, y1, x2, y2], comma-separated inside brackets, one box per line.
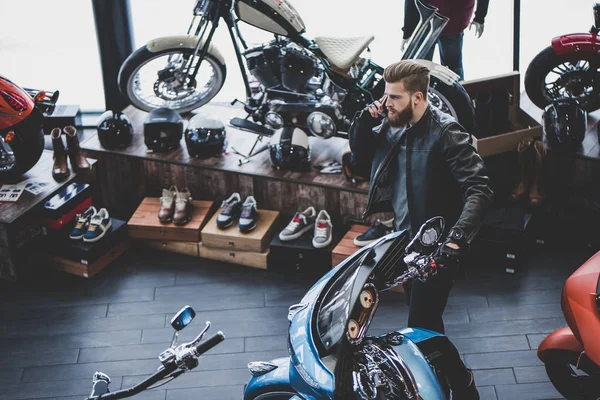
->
[217, 193, 242, 229]
[51, 127, 69, 181]
[158, 186, 178, 223]
[312, 210, 332, 249]
[83, 208, 112, 243]
[69, 206, 97, 240]
[353, 218, 394, 247]
[239, 196, 258, 233]
[64, 126, 92, 171]
[173, 188, 193, 226]
[279, 206, 316, 241]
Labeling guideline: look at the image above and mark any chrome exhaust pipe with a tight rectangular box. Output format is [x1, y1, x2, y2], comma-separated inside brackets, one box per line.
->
[401, 0, 449, 61]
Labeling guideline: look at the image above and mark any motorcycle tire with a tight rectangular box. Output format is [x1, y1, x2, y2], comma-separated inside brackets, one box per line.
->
[118, 46, 227, 113]
[0, 109, 44, 181]
[524, 45, 600, 112]
[545, 360, 600, 400]
[429, 76, 476, 136]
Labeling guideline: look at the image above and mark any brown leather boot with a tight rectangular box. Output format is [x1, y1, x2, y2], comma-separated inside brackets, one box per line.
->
[529, 140, 547, 207]
[510, 138, 533, 202]
[51, 127, 69, 181]
[64, 126, 91, 171]
[158, 186, 178, 223]
[173, 188, 193, 226]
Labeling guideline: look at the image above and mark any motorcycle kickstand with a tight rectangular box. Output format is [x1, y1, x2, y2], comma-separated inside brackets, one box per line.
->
[231, 134, 267, 166]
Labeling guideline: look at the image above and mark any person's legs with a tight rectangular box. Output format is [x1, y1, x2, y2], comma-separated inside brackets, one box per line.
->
[438, 32, 465, 80]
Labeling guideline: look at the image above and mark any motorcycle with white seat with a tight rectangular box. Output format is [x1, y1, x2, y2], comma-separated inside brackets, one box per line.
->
[118, 0, 475, 139]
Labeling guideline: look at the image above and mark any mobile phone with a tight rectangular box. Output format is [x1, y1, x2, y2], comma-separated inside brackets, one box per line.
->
[377, 95, 389, 118]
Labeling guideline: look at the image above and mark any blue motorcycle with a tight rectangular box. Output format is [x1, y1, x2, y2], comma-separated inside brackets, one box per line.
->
[244, 216, 475, 400]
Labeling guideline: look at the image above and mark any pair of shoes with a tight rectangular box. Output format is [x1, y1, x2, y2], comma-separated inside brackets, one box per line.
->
[353, 218, 394, 247]
[158, 186, 193, 225]
[51, 126, 92, 181]
[69, 206, 112, 242]
[510, 138, 546, 207]
[217, 193, 257, 233]
[313, 160, 342, 174]
[279, 207, 333, 249]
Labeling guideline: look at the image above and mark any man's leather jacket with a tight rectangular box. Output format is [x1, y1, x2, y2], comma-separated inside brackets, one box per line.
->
[348, 105, 494, 242]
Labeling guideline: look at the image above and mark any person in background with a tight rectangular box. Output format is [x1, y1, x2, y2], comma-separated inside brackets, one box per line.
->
[401, 0, 490, 80]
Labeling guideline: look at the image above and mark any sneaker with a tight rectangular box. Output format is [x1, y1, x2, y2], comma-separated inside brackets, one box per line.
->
[279, 207, 316, 241]
[312, 210, 332, 249]
[239, 196, 258, 233]
[83, 208, 112, 243]
[217, 193, 242, 229]
[353, 218, 394, 247]
[69, 206, 97, 240]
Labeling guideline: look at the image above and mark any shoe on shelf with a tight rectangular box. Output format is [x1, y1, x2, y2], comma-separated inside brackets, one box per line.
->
[83, 208, 112, 243]
[158, 186, 178, 223]
[312, 210, 333, 249]
[239, 196, 258, 233]
[353, 218, 394, 247]
[279, 206, 316, 241]
[69, 206, 97, 240]
[217, 193, 242, 229]
[173, 188, 193, 226]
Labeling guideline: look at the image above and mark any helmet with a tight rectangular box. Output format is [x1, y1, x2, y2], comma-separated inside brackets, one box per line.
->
[144, 107, 183, 152]
[269, 126, 311, 172]
[542, 98, 587, 150]
[96, 110, 133, 150]
[185, 114, 226, 158]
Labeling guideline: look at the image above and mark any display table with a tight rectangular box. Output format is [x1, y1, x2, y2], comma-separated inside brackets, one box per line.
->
[0, 150, 97, 280]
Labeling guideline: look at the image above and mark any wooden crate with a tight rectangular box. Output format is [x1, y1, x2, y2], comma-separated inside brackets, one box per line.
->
[332, 224, 404, 294]
[128, 198, 216, 242]
[201, 210, 280, 253]
[52, 239, 131, 278]
[138, 239, 200, 257]
[199, 244, 269, 270]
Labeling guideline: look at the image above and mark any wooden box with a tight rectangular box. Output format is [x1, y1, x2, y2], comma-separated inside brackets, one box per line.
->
[52, 239, 131, 278]
[128, 198, 216, 242]
[462, 71, 542, 158]
[332, 224, 404, 294]
[199, 244, 269, 269]
[138, 239, 200, 257]
[201, 210, 280, 253]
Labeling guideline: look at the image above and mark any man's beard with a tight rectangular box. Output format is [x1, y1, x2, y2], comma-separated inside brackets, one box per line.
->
[388, 102, 413, 127]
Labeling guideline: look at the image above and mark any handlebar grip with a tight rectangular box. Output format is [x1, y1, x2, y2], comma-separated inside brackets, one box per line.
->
[195, 331, 225, 355]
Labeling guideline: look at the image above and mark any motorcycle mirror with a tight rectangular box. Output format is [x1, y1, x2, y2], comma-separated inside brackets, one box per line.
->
[407, 216, 445, 249]
[170, 305, 196, 331]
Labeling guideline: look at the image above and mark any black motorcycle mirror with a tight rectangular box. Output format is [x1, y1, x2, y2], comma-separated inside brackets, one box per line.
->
[169, 305, 196, 348]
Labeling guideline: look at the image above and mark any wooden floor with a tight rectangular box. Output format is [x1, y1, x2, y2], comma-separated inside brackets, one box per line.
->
[0, 243, 596, 400]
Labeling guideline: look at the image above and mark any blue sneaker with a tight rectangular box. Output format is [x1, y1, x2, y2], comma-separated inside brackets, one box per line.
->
[239, 196, 258, 233]
[69, 206, 97, 240]
[83, 208, 112, 243]
[217, 193, 242, 229]
[353, 218, 393, 247]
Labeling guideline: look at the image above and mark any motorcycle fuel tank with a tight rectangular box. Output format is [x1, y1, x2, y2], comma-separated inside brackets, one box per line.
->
[235, 0, 306, 37]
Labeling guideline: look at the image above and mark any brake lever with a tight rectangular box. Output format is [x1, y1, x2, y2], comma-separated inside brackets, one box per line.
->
[189, 321, 211, 347]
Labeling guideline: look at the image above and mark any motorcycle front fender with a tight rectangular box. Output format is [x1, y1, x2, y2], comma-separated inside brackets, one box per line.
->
[243, 357, 300, 400]
[411, 59, 459, 86]
[551, 33, 600, 56]
[537, 327, 584, 363]
[145, 34, 225, 66]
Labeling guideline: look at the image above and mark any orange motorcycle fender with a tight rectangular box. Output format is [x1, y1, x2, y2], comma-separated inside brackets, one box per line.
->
[538, 327, 584, 363]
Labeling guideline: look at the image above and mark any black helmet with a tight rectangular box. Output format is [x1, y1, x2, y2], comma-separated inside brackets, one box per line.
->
[97, 110, 133, 149]
[269, 126, 311, 172]
[143, 107, 183, 152]
[185, 114, 226, 158]
[542, 98, 587, 150]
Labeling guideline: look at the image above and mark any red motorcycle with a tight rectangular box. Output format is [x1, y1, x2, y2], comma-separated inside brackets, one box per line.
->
[0, 74, 57, 180]
[525, 3, 600, 112]
[538, 250, 600, 399]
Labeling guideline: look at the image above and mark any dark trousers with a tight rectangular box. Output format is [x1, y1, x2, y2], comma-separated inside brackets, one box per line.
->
[402, 268, 454, 334]
[424, 32, 465, 81]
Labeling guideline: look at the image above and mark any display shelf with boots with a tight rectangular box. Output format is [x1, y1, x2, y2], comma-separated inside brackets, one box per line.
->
[64, 126, 91, 172]
[51, 127, 69, 181]
[509, 137, 533, 202]
[529, 140, 547, 207]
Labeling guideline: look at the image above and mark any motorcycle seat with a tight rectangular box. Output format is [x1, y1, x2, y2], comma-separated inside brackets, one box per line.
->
[314, 36, 375, 69]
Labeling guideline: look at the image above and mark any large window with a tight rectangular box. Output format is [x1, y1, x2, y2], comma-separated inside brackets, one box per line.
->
[0, 0, 105, 111]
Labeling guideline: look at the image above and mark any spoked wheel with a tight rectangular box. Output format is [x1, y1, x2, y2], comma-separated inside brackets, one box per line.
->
[429, 76, 476, 135]
[119, 47, 226, 113]
[545, 361, 600, 400]
[525, 46, 600, 112]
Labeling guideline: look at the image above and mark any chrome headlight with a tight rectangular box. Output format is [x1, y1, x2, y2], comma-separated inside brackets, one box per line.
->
[307, 111, 336, 139]
[265, 111, 284, 129]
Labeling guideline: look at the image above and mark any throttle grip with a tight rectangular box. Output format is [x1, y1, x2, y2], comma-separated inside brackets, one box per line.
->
[195, 331, 225, 355]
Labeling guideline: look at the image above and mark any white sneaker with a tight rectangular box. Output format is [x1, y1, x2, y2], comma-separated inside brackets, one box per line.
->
[279, 206, 316, 241]
[312, 210, 332, 249]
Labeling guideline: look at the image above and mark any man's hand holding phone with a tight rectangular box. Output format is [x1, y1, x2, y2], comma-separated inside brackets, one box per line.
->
[368, 95, 388, 119]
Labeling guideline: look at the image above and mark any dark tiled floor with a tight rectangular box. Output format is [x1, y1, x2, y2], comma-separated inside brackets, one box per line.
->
[0, 245, 596, 400]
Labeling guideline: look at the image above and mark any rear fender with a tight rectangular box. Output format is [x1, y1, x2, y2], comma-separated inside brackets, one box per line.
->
[537, 327, 584, 363]
[551, 33, 600, 56]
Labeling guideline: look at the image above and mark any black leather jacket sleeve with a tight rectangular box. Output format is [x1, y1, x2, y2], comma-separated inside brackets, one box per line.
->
[348, 108, 381, 166]
[440, 126, 494, 243]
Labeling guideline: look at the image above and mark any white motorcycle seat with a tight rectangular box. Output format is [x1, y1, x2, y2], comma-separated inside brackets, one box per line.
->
[314, 35, 375, 69]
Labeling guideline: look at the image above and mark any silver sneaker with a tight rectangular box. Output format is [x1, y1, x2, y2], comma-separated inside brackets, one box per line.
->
[279, 207, 316, 241]
[312, 210, 332, 249]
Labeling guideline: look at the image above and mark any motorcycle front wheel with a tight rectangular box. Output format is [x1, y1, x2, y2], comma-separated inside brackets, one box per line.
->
[118, 46, 227, 113]
[428, 76, 476, 136]
[524, 46, 600, 112]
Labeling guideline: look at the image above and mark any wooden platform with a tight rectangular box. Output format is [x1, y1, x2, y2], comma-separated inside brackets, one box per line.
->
[52, 238, 131, 278]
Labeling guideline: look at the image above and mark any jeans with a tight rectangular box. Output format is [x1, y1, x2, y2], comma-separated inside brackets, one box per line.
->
[424, 32, 465, 81]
